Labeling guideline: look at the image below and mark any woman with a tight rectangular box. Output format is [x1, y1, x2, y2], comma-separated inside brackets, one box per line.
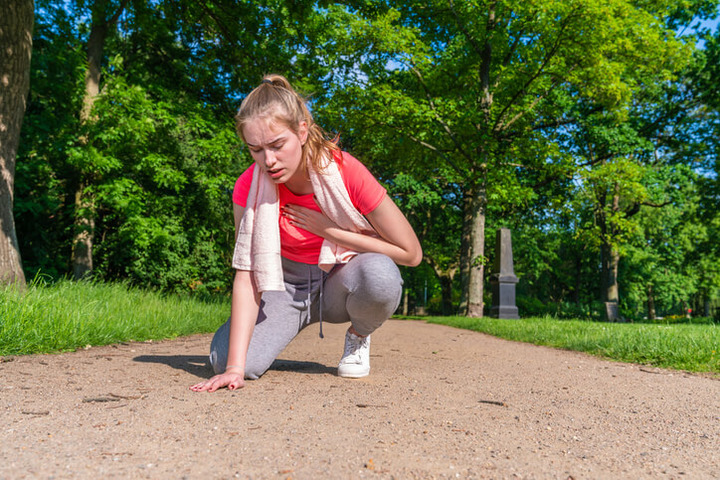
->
[191, 74, 422, 393]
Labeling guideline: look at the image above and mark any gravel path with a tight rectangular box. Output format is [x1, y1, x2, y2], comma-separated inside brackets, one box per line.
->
[2, 319, 719, 479]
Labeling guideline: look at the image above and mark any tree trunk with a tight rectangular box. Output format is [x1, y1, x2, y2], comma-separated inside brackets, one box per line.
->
[646, 284, 656, 321]
[599, 238, 621, 322]
[402, 288, 409, 316]
[606, 246, 619, 303]
[428, 261, 457, 316]
[71, 0, 126, 279]
[457, 3, 494, 317]
[458, 190, 472, 314]
[704, 297, 711, 318]
[0, 0, 34, 288]
[600, 194, 620, 305]
[573, 254, 581, 305]
[71, 183, 95, 279]
[438, 273, 454, 315]
[462, 183, 487, 318]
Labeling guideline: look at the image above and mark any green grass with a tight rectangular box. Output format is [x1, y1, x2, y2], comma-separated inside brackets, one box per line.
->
[420, 315, 720, 374]
[0, 280, 229, 355]
[3, 281, 718, 375]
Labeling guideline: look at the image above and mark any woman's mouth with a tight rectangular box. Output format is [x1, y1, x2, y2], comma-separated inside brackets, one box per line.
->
[268, 168, 284, 179]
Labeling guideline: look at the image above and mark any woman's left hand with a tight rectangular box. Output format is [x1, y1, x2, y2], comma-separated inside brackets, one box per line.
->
[282, 204, 338, 238]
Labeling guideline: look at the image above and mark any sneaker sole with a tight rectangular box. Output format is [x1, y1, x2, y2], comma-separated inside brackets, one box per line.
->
[337, 369, 370, 378]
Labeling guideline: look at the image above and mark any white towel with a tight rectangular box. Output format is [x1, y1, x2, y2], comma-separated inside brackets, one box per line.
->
[309, 156, 376, 272]
[231, 165, 284, 291]
[232, 153, 377, 292]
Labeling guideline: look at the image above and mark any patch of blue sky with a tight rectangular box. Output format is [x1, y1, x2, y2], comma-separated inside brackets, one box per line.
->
[678, 10, 720, 48]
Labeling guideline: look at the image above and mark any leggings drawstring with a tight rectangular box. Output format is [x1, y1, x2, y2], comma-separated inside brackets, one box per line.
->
[318, 272, 324, 338]
[305, 266, 324, 339]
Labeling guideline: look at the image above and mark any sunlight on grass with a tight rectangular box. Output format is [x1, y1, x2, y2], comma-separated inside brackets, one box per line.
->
[423, 315, 720, 374]
[3, 281, 718, 375]
[0, 280, 229, 355]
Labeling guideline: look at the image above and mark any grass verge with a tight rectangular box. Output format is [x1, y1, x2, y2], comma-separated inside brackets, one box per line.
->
[3, 281, 718, 375]
[0, 280, 228, 355]
[420, 315, 720, 374]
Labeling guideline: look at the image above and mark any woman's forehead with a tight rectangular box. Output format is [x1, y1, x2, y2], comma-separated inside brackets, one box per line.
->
[243, 118, 293, 145]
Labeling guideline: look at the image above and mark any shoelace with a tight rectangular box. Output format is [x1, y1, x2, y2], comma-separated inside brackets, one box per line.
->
[344, 333, 368, 358]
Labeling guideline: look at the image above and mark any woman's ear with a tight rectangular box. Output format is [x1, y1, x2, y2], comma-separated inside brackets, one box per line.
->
[298, 121, 309, 145]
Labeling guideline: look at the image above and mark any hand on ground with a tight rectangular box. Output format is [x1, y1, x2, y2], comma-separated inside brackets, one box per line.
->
[190, 372, 244, 392]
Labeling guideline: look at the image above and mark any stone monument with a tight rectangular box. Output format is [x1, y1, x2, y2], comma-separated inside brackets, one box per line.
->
[490, 228, 519, 319]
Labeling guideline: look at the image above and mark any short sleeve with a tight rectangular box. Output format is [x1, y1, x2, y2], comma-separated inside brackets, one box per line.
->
[337, 151, 387, 215]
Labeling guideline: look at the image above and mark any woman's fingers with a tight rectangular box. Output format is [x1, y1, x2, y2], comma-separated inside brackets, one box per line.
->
[283, 205, 336, 236]
[189, 373, 244, 392]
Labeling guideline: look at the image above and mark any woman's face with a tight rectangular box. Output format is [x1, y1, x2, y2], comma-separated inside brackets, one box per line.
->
[243, 118, 308, 187]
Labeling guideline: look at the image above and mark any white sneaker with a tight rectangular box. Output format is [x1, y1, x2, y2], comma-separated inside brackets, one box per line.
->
[337, 329, 371, 378]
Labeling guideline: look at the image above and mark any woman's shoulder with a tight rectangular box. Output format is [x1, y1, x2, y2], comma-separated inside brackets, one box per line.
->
[236, 163, 256, 185]
[333, 150, 367, 173]
[332, 150, 386, 214]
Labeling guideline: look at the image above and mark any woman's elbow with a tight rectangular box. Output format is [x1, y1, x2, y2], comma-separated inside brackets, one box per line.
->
[403, 245, 423, 267]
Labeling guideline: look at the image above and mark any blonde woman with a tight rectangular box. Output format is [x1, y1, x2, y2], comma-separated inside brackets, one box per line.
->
[191, 75, 421, 392]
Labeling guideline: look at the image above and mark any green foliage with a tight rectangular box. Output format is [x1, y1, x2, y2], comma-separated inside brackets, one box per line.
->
[315, 0, 706, 314]
[79, 72, 244, 293]
[16, 0, 326, 294]
[17, 45, 245, 292]
[12, 0, 720, 320]
[0, 278, 229, 355]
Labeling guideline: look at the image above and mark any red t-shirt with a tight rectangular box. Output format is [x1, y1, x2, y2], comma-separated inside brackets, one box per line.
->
[233, 151, 386, 264]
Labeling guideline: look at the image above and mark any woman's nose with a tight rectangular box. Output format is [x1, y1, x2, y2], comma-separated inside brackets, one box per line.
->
[264, 150, 277, 168]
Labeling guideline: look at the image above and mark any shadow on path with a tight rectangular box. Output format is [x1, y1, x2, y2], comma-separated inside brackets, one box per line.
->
[134, 355, 209, 376]
[269, 359, 336, 376]
[133, 355, 335, 378]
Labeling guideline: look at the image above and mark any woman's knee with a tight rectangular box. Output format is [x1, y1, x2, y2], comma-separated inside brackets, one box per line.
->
[209, 319, 273, 379]
[352, 253, 403, 302]
[342, 254, 403, 333]
[244, 358, 271, 380]
[209, 318, 230, 374]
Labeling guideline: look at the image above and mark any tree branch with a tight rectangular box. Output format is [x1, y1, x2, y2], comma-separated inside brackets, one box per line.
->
[493, 9, 579, 134]
[410, 66, 474, 165]
[355, 110, 465, 175]
[448, 0, 487, 58]
[625, 200, 672, 218]
[107, 0, 131, 28]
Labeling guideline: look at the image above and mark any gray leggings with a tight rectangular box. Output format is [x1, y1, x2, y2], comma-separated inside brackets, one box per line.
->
[209, 253, 403, 379]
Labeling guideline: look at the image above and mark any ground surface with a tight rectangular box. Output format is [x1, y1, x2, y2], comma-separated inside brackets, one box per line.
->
[1, 319, 719, 479]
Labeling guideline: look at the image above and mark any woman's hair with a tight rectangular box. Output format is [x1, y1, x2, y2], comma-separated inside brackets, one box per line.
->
[235, 74, 338, 173]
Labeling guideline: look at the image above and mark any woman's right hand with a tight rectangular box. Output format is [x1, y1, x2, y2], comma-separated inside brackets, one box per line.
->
[190, 370, 245, 392]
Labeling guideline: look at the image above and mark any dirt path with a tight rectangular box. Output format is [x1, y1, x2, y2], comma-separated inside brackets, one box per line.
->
[2, 319, 719, 479]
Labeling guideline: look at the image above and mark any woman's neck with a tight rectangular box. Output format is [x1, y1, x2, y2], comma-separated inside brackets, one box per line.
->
[283, 174, 313, 196]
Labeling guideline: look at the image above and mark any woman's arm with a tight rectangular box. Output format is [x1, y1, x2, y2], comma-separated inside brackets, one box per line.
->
[191, 205, 260, 392]
[283, 194, 423, 267]
[190, 269, 260, 392]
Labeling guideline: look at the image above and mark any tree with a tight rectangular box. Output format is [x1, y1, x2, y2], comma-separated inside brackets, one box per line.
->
[389, 173, 463, 314]
[15, 0, 345, 292]
[0, 0, 34, 288]
[70, 0, 129, 280]
[323, 0, 691, 316]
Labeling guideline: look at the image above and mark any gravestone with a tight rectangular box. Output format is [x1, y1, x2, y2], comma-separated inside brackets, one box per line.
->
[490, 228, 519, 319]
